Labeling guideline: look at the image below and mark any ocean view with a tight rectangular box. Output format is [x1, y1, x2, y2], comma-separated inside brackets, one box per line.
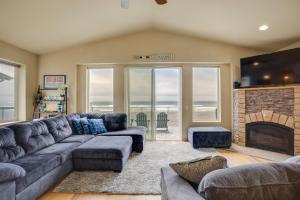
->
[89, 100, 218, 122]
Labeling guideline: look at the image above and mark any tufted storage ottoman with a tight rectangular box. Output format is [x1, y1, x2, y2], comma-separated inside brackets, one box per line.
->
[72, 136, 132, 172]
[188, 127, 232, 148]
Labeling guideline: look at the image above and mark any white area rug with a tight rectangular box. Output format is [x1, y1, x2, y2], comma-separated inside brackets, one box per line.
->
[54, 141, 217, 194]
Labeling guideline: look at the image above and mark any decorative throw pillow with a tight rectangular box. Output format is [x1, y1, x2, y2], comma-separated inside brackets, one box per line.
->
[72, 117, 88, 134]
[88, 119, 108, 134]
[80, 118, 91, 134]
[169, 155, 227, 184]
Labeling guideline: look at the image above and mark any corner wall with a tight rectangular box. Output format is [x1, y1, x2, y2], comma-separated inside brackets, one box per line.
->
[38, 30, 264, 139]
[0, 40, 38, 121]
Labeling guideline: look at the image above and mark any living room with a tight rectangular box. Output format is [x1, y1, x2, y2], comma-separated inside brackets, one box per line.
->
[0, 0, 300, 200]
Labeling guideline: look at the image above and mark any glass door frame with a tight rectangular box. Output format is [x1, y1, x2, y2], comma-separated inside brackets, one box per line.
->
[125, 64, 182, 141]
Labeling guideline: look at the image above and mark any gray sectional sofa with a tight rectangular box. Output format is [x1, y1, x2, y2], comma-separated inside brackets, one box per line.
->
[0, 112, 146, 200]
[161, 157, 300, 200]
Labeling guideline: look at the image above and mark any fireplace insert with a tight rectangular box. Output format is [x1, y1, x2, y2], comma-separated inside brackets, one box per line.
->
[246, 122, 294, 155]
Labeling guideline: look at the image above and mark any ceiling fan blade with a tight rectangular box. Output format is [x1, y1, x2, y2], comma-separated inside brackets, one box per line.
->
[121, 0, 129, 9]
[155, 0, 167, 5]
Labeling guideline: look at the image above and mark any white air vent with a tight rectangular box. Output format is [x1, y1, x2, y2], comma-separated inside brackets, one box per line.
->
[133, 53, 175, 61]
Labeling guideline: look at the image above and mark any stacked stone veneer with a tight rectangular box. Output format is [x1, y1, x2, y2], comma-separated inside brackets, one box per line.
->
[233, 87, 300, 155]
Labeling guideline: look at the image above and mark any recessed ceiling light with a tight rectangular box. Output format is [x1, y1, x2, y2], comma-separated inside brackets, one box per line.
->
[263, 75, 270, 80]
[259, 25, 269, 31]
[253, 62, 260, 66]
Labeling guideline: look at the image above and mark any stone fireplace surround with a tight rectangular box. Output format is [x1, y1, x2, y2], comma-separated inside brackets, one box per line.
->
[233, 86, 300, 155]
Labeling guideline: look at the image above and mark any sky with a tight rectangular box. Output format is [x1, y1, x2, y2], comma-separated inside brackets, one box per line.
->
[89, 67, 219, 104]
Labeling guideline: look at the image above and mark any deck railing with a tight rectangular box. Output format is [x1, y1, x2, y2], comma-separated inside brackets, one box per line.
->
[0, 106, 15, 122]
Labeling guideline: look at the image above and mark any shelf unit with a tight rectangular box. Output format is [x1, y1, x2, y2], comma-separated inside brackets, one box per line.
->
[33, 87, 68, 119]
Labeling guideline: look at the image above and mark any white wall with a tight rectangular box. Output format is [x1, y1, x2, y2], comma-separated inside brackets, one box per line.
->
[38, 30, 264, 139]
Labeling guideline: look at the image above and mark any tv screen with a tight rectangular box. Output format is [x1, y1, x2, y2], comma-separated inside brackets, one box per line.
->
[240, 48, 300, 87]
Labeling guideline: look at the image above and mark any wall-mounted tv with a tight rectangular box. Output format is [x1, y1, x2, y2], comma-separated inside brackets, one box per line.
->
[240, 48, 300, 88]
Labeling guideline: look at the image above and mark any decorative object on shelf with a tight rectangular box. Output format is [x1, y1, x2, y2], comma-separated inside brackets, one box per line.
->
[33, 85, 68, 119]
[43, 75, 66, 89]
[233, 81, 241, 89]
[46, 103, 58, 112]
[57, 102, 63, 113]
[38, 103, 46, 112]
[34, 85, 43, 104]
[57, 84, 68, 97]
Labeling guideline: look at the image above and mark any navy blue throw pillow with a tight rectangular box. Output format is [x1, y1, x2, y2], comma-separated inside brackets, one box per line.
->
[88, 119, 107, 134]
[72, 117, 88, 134]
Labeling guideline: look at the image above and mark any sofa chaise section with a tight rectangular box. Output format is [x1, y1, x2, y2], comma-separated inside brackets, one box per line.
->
[72, 136, 133, 172]
[66, 112, 147, 152]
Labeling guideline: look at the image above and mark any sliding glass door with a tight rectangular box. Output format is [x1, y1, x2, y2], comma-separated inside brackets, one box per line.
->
[155, 68, 181, 140]
[127, 67, 181, 141]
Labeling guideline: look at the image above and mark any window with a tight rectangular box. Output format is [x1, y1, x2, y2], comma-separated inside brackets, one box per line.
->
[192, 67, 220, 122]
[87, 68, 114, 113]
[0, 61, 18, 123]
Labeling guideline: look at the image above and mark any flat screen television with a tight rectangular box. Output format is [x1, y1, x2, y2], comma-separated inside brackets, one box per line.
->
[240, 47, 300, 88]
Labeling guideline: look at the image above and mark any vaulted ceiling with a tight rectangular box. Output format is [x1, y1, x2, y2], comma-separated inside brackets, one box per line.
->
[0, 0, 299, 54]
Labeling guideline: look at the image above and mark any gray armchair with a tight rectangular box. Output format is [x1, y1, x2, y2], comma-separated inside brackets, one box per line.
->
[161, 156, 300, 200]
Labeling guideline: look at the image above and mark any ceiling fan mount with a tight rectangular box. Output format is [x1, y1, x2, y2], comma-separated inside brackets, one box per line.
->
[121, 0, 167, 9]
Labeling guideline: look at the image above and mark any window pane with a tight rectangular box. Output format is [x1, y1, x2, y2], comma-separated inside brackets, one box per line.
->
[88, 68, 113, 113]
[0, 62, 16, 122]
[128, 68, 153, 135]
[193, 67, 219, 122]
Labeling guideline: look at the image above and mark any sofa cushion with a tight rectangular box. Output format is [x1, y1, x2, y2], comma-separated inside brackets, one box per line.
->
[169, 155, 227, 184]
[198, 162, 300, 200]
[11, 154, 61, 193]
[65, 113, 81, 133]
[103, 113, 127, 131]
[72, 117, 89, 135]
[0, 128, 25, 162]
[9, 121, 55, 154]
[59, 135, 95, 143]
[81, 117, 91, 134]
[88, 119, 107, 134]
[34, 142, 81, 163]
[43, 115, 72, 142]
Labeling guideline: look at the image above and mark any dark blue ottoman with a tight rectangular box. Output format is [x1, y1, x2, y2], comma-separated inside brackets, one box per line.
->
[188, 127, 232, 148]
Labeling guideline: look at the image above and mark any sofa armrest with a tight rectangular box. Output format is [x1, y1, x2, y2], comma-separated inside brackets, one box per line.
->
[199, 162, 300, 200]
[161, 167, 205, 200]
[0, 163, 26, 183]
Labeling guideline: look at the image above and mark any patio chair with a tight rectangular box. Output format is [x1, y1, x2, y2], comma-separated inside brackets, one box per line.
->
[133, 112, 150, 128]
[156, 112, 169, 131]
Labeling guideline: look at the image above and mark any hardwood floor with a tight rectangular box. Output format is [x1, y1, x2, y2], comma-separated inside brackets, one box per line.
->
[39, 148, 271, 200]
